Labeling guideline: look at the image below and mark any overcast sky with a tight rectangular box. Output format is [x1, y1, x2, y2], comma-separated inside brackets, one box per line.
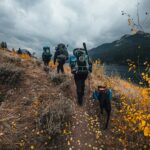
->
[0, 0, 150, 54]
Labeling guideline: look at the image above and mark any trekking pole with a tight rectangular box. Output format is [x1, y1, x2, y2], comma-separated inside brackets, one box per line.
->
[83, 42, 88, 55]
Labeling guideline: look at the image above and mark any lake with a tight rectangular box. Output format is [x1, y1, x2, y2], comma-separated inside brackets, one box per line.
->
[102, 64, 146, 84]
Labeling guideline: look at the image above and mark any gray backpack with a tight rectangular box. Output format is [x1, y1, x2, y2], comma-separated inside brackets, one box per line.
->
[56, 44, 68, 61]
[70, 48, 92, 74]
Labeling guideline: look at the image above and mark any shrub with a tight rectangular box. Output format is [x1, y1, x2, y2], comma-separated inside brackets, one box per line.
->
[4, 56, 21, 65]
[39, 95, 73, 135]
[49, 73, 67, 85]
[0, 63, 23, 86]
[36, 60, 42, 67]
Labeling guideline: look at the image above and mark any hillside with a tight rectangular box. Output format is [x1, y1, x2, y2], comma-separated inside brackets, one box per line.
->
[89, 31, 150, 65]
[0, 48, 149, 149]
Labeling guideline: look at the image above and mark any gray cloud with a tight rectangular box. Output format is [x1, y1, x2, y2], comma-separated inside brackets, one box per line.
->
[0, 0, 150, 55]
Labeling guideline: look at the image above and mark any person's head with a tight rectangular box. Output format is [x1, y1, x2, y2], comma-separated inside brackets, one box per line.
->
[98, 85, 106, 91]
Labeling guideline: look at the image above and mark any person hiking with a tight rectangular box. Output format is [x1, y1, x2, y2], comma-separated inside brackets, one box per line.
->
[42, 46, 52, 66]
[54, 43, 69, 73]
[92, 86, 112, 129]
[69, 43, 92, 106]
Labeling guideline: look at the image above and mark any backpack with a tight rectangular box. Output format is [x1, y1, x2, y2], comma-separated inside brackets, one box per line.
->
[70, 48, 92, 74]
[56, 43, 68, 62]
[42, 47, 52, 61]
[92, 86, 112, 101]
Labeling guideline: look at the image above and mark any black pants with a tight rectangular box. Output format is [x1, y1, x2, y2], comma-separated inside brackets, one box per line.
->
[74, 73, 88, 105]
[43, 59, 50, 66]
[57, 61, 65, 73]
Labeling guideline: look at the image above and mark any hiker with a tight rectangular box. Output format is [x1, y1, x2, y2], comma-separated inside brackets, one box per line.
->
[70, 43, 92, 106]
[92, 86, 112, 129]
[42, 47, 52, 66]
[17, 48, 32, 57]
[54, 43, 69, 73]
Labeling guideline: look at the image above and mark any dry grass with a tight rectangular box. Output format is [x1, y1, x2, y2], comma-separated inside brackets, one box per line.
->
[0, 49, 74, 149]
[0, 94, 73, 149]
[49, 72, 68, 85]
[3, 56, 21, 65]
[39, 95, 73, 135]
[91, 63, 150, 148]
[0, 63, 24, 86]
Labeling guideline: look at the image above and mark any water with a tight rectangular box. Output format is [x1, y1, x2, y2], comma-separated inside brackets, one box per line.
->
[103, 64, 146, 84]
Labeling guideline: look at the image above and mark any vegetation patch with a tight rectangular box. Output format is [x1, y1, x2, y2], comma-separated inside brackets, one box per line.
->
[0, 63, 24, 86]
[40, 95, 73, 135]
[49, 73, 67, 85]
[4, 56, 21, 65]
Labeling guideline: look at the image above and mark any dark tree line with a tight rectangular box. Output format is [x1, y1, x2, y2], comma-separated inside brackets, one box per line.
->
[0, 41, 7, 49]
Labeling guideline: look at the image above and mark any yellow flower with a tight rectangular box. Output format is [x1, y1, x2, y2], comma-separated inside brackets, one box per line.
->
[144, 127, 150, 136]
[88, 144, 92, 148]
[30, 145, 34, 150]
[141, 120, 146, 127]
[67, 141, 70, 146]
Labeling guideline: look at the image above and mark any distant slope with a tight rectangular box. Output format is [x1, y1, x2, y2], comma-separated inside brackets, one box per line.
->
[89, 31, 150, 65]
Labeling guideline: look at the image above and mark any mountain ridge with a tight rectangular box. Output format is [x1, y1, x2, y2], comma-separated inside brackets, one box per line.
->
[89, 31, 150, 65]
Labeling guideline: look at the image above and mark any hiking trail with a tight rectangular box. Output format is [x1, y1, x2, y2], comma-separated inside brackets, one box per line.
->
[59, 75, 116, 150]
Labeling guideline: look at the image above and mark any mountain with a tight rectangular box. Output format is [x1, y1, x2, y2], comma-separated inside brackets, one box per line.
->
[89, 31, 150, 65]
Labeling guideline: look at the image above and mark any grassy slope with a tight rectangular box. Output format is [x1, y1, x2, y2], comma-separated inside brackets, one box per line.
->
[0, 49, 73, 149]
[0, 49, 149, 149]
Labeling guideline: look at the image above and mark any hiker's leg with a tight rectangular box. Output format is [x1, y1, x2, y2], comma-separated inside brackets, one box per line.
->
[105, 98, 111, 129]
[60, 63, 64, 73]
[74, 74, 83, 105]
[80, 79, 85, 96]
[77, 92, 83, 105]
[76, 80, 82, 98]
[46, 60, 49, 66]
[99, 94, 104, 114]
[105, 108, 111, 129]
[57, 65, 59, 73]
[57, 62, 61, 73]
[100, 101, 104, 114]
[81, 73, 88, 96]
[61, 61, 65, 73]
[44, 61, 46, 66]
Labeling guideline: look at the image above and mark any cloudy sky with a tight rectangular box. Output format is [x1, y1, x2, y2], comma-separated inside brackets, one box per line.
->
[0, 0, 150, 54]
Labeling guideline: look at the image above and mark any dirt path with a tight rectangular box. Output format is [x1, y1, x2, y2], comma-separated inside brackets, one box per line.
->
[63, 77, 105, 150]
